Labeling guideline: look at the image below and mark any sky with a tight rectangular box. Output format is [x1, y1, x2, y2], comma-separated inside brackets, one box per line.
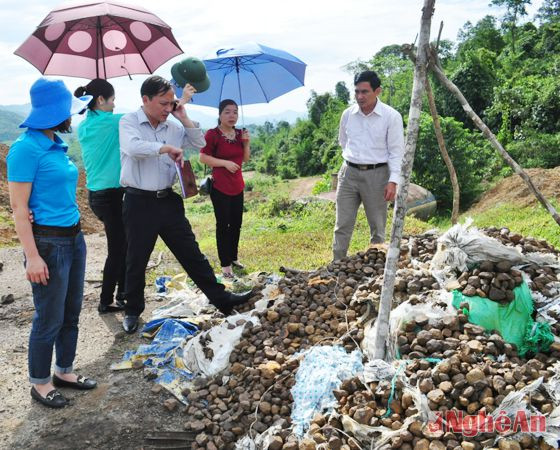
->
[0, 0, 544, 118]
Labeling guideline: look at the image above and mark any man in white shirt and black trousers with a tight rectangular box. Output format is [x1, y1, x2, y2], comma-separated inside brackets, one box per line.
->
[119, 76, 251, 333]
[333, 71, 405, 261]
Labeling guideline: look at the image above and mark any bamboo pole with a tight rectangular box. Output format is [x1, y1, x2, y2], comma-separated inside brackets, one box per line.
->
[427, 46, 560, 227]
[370, 0, 436, 360]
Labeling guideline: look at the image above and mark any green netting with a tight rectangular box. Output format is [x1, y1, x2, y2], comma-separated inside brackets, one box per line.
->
[452, 281, 554, 357]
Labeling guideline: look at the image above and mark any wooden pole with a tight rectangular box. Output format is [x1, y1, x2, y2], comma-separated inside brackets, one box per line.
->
[403, 45, 460, 224]
[425, 79, 460, 224]
[371, 0, 436, 360]
[427, 47, 560, 227]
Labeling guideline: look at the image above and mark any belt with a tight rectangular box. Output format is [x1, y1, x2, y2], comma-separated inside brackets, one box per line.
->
[346, 161, 388, 170]
[89, 187, 124, 195]
[125, 187, 173, 199]
[33, 222, 81, 237]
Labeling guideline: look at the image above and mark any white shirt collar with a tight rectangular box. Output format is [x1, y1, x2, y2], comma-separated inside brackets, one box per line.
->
[350, 99, 385, 117]
[136, 107, 168, 130]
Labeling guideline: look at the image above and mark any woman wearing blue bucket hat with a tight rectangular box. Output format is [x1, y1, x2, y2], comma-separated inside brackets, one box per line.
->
[7, 78, 97, 408]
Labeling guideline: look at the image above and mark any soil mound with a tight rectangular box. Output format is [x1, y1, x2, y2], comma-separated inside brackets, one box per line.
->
[471, 167, 560, 212]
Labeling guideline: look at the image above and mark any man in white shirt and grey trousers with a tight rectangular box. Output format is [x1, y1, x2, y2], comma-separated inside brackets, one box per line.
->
[119, 76, 251, 333]
[333, 71, 405, 261]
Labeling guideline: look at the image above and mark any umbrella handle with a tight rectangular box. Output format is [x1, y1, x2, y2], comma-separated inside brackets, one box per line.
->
[235, 58, 245, 128]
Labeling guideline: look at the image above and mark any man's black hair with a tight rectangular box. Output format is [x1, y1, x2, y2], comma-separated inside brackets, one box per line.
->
[354, 71, 381, 90]
[141, 75, 172, 99]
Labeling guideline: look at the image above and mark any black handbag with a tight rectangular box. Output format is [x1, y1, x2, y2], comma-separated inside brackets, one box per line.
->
[199, 130, 219, 195]
[199, 175, 213, 195]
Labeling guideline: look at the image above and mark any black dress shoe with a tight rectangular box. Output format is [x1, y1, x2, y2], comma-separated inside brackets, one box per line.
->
[31, 387, 68, 408]
[214, 290, 253, 315]
[53, 374, 97, 390]
[98, 299, 125, 314]
[122, 315, 139, 334]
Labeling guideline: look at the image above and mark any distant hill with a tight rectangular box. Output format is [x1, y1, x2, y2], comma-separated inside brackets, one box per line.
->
[188, 108, 306, 129]
[0, 102, 307, 141]
[0, 104, 30, 117]
[0, 109, 25, 143]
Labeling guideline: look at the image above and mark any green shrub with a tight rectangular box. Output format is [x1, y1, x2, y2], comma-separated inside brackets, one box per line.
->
[312, 173, 332, 195]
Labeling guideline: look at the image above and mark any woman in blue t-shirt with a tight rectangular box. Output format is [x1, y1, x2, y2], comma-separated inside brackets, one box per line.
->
[74, 79, 126, 314]
[7, 78, 97, 409]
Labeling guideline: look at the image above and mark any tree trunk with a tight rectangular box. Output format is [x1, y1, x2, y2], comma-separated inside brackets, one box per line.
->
[403, 47, 460, 224]
[428, 47, 560, 227]
[425, 78, 460, 224]
[370, 0, 436, 360]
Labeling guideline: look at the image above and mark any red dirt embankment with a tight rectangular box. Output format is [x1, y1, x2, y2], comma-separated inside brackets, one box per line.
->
[471, 167, 560, 212]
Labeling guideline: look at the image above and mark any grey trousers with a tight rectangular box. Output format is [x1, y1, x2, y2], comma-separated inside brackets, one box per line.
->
[332, 162, 389, 260]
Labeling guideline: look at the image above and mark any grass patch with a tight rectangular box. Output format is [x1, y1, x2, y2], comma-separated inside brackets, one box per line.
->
[164, 194, 434, 275]
[461, 202, 560, 248]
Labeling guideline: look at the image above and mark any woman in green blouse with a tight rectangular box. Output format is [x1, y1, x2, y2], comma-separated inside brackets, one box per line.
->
[74, 79, 126, 314]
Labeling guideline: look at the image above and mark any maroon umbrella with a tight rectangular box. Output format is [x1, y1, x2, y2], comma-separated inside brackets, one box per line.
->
[15, 1, 183, 79]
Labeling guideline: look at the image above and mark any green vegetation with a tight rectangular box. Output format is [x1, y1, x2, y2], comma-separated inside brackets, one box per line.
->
[150, 175, 560, 275]
[157, 187, 433, 274]
[247, 0, 560, 216]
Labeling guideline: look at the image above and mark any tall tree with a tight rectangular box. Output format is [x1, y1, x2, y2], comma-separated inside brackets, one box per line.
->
[537, 0, 560, 22]
[456, 15, 506, 57]
[334, 81, 350, 105]
[306, 91, 332, 126]
[490, 0, 531, 53]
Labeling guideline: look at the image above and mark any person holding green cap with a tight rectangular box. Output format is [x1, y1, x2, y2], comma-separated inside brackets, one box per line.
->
[171, 56, 211, 93]
[118, 76, 252, 334]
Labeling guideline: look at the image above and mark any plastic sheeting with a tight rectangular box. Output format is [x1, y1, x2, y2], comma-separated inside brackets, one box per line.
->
[111, 318, 198, 401]
[151, 276, 212, 320]
[290, 346, 363, 437]
[182, 313, 260, 377]
[431, 219, 559, 287]
[363, 290, 456, 362]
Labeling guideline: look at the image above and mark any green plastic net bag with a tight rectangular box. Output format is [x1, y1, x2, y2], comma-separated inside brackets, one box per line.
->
[452, 281, 554, 356]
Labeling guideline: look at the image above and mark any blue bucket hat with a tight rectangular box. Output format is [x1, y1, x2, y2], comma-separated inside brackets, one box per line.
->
[20, 78, 92, 129]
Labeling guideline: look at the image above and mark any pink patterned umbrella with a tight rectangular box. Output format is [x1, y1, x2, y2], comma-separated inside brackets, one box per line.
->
[15, 1, 183, 79]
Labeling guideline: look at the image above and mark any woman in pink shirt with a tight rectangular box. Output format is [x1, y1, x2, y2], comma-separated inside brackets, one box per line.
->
[200, 100, 250, 278]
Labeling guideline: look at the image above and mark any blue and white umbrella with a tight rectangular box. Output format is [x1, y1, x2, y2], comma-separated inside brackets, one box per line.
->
[172, 42, 306, 125]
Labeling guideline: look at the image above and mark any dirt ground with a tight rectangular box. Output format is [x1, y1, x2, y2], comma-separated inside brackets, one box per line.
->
[0, 233, 190, 450]
[471, 166, 560, 212]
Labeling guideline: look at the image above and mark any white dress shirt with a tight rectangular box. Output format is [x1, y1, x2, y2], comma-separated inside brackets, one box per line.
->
[339, 100, 405, 184]
[119, 108, 205, 191]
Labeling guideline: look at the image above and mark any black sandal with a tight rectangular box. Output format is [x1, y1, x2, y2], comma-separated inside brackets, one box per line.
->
[31, 386, 68, 408]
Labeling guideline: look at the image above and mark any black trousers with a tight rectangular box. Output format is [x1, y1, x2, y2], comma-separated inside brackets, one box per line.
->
[88, 188, 127, 305]
[122, 191, 229, 317]
[210, 189, 244, 267]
